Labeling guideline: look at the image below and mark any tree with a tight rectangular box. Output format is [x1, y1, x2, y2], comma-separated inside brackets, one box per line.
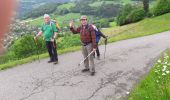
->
[143, 0, 149, 16]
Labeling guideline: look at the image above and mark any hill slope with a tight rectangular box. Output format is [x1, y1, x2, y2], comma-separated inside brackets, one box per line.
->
[17, 0, 70, 19]
[102, 13, 170, 43]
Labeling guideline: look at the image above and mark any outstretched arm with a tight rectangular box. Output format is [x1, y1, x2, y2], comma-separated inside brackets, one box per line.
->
[34, 31, 42, 40]
[69, 20, 80, 34]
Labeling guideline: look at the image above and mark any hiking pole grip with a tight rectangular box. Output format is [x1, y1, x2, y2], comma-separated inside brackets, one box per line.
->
[78, 50, 95, 66]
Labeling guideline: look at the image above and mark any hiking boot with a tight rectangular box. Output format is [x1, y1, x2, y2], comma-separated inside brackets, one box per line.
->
[90, 72, 95, 76]
[48, 60, 53, 63]
[81, 68, 89, 72]
[53, 61, 58, 64]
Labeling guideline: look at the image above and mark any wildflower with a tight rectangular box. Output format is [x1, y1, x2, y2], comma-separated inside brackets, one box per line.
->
[155, 70, 158, 73]
[156, 80, 159, 83]
[164, 62, 168, 64]
[166, 71, 170, 74]
[162, 73, 166, 76]
[162, 65, 167, 72]
[126, 91, 130, 95]
[164, 55, 169, 59]
[157, 60, 161, 63]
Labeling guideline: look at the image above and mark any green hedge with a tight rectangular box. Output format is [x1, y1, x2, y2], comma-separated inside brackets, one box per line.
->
[127, 8, 145, 23]
[153, 0, 170, 16]
[117, 4, 145, 26]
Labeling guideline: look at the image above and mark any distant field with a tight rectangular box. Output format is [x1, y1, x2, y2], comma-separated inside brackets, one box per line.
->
[89, 0, 133, 7]
[89, 1, 116, 7]
[23, 13, 81, 27]
[57, 3, 75, 10]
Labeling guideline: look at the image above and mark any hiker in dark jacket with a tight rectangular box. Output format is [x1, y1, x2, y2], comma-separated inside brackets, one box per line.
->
[69, 15, 96, 76]
[34, 14, 59, 64]
[92, 24, 107, 60]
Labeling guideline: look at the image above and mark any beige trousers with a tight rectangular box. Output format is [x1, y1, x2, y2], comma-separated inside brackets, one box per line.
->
[81, 43, 95, 72]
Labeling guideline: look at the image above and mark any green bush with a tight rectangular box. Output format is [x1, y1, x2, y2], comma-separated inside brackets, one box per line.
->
[94, 18, 110, 28]
[0, 32, 81, 65]
[127, 8, 145, 23]
[10, 34, 46, 58]
[117, 4, 134, 26]
[153, 0, 170, 16]
[57, 34, 80, 49]
[117, 4, 145, 26]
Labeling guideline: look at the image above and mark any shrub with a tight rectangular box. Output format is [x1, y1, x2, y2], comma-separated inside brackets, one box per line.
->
[57, 34, 80, 49]
[117, 4, 134, 26]
[153, 0, 170, 16]
[127, 8, 145, 23]
[10, 34, 46, 58]
[117, 4, 145, 26]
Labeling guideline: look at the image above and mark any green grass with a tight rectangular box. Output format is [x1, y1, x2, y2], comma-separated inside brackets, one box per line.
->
[102, 13, 170, 43]
[128, 50, 170, 100]
[109, 22, 116, 27]
[57, 3, 75, 10]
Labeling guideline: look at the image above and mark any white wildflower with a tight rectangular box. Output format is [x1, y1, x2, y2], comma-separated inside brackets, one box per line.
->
[164, 62, 168, 64]
[164, 56, 169, 59]
[166, 71, 170, 74]
[157, 60, 161, 63]
[126, 91, 130, 95]
[162, 68, 166, 72]
[155, 70, 158, 73]
[156, 80, 159, 83]
[162, 65, 167, 72]
[162, 73, 166, 76]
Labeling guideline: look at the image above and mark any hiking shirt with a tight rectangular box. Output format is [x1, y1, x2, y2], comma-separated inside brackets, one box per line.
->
[70, 24, 96, 49]
[41, 22, 58, 41]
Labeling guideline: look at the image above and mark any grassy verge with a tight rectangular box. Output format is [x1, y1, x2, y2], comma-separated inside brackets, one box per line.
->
[128, 50, 170, 100]
[103, 13, 170, 43]
[0, 46, 80, 70]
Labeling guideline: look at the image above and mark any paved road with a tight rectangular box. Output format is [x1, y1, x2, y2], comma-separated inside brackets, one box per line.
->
[1, 31, 170, 100]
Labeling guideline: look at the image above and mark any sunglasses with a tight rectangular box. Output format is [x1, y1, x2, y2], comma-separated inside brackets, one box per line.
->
[80, 19, 87, 21]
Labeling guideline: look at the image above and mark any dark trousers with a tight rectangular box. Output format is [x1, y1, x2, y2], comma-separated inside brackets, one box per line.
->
[94, 42, 100, 57]
[46, 41, 58, 61]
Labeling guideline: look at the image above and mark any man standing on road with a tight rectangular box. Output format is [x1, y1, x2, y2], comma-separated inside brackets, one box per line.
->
[34, 14, 58, 64]
[69, 15, 96, 76]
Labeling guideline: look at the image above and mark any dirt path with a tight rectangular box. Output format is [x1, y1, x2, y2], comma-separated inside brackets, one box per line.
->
[1, 31, 170, 100]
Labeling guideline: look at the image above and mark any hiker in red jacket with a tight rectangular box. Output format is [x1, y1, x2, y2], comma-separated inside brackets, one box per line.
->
[69, 15, 96, 76]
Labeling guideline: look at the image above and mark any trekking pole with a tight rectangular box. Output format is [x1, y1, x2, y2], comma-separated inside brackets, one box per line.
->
[33, 33, 40, 62]
[104, 36, 108, 59]
[78, 50, 96, 66]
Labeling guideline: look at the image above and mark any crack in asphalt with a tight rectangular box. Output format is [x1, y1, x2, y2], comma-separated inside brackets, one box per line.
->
[19, 67, 86, 100]
[86, 71, 129, 100]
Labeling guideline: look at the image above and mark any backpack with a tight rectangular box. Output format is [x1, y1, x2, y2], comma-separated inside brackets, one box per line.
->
[95, 29, 101, 43]
[50, 20, 60, 32]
